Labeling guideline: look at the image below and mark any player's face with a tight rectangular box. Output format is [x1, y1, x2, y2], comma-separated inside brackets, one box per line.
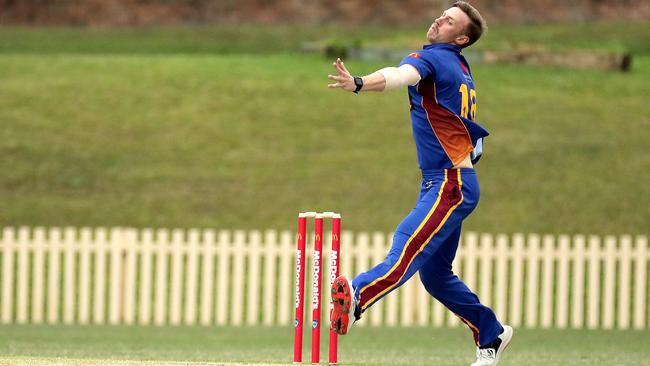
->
[427, 7, 470, 46]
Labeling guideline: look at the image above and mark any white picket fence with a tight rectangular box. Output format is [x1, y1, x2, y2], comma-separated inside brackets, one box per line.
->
[0, 227, 648, 329]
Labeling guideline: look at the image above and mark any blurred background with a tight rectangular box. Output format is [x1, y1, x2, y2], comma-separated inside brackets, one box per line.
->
[0, 1, 648, 365]
[0, 0, 648, 233]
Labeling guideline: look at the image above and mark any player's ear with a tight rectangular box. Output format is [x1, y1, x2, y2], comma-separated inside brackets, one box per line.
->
[455, 35, 470, 47]
[456, 35, 469, 45]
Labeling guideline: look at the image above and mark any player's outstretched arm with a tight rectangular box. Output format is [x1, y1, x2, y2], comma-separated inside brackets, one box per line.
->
[327, 58, 421, 93]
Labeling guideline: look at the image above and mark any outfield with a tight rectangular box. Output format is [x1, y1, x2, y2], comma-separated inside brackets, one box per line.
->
[1, 325, 649, 365]
[0, 23, 649, 234]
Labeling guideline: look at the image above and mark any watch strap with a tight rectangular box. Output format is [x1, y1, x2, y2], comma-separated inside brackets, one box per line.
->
[353, 76, 363, 93]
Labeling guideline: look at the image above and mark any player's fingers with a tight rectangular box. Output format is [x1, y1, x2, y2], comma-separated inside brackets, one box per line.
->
[333, 65, 347, 77]
[335, 58, 347, 74]
[338, 58, 351, 74]
[328, 74, 346, 82]
[327, 83, 341, 88]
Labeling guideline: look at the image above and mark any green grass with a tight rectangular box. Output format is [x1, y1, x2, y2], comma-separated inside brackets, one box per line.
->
[1, 22, 649, 54]
[1, 325, 649, 365]
[0, 23, 649, 234]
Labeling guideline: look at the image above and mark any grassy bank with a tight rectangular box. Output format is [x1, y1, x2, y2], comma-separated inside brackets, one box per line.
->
[1, 22, 649, 55]
[0, 23, 648, 234]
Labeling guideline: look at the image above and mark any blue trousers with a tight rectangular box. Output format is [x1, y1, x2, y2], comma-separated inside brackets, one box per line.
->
[351, 168, 502, 346]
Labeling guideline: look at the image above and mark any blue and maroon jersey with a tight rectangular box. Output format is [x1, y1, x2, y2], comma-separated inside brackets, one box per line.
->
[399, 43, 489, 170]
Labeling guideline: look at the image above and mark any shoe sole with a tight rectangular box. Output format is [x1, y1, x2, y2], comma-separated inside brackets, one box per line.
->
[330, 277, 352, 335]
[494, 326, 514, 365]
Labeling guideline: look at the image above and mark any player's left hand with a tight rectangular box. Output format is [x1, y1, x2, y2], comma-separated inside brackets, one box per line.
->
[327, 58, 355, 92]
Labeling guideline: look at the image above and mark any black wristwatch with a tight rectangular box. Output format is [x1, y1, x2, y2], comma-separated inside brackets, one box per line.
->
[353, 76, 363, 93]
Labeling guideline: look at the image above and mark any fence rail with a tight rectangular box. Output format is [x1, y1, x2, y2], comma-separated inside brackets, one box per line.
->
[0, 227, 648, 329]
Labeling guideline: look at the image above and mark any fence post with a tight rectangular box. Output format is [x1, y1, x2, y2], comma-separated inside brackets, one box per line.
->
[1, 228, 16, 324]
[123, 228, 138, 325]
[154, 229, 170, 325]
[262, 230, 278, 326]
[47, 228, 62, 324]
[63, 227, 77, 324]
[587, 235, 601, 329]
[618, 235, 632, 329]
[525, 234, 540, 328]
[93, 228, 108, 324]
[215, 230, 230, 326]
[32, 227, 46, 324]
[278, 230, 293, 326]
[634, 236, 648, 329]
[16, 227, 30, 324]
[169, 229, 185, 326]
[494, 234, 509, 323]
[571, 235, 586, 329]
[184, 229, 200, 325]
[200, 229, 216, 326]
[247, 231, 262, 326]
[509, 233, 524, 327]
[602, 236, 616, 329]
[109, 228, 124, 324]
[540, 235, 555, 328]
[231, 231, 246, 326]
[555, 235, 570, 328]
[139, 229, 154, 325]
[78, 228, 92, 325]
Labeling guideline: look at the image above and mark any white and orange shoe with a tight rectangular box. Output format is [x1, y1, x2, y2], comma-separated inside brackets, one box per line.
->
[330, 275, 357, 335]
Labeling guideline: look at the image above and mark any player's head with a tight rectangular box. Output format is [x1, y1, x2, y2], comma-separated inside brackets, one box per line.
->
[427, 1, 487, 48]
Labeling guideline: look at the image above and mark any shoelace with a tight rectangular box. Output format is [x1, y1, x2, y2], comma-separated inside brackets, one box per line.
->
[476, 347, 496, 361]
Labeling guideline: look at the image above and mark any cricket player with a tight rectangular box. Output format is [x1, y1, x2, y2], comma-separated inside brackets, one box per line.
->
[326, 2, 513, 365]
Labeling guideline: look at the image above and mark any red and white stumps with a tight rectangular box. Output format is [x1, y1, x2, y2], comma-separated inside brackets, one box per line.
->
[293, 214, 307, 363]
[328, 215, 341, 365]
[293, 211, 341, 365]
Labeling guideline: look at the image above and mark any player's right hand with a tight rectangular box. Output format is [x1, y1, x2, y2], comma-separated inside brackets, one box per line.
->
[327, 58, 356, 92]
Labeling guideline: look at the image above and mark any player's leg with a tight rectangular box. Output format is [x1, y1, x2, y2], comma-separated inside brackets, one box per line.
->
[331, 229, 425, 333]
[418, 173, 513, 365]
[418, 226, 503, 347]
[331, 169, 471, 334]
[353, 169, 473, 314]
[364, 169, 476, 306]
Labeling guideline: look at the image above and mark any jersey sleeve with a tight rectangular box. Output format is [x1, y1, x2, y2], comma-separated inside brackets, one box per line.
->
[399, 51, 435, 80]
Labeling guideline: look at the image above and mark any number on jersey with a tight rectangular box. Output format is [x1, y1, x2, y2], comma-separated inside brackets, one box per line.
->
[458, 84, 476, 120]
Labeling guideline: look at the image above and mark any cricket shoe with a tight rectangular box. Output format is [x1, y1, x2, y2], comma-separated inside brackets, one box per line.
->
[470, 325, 513, 366]
[330, 275, 357, 335]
